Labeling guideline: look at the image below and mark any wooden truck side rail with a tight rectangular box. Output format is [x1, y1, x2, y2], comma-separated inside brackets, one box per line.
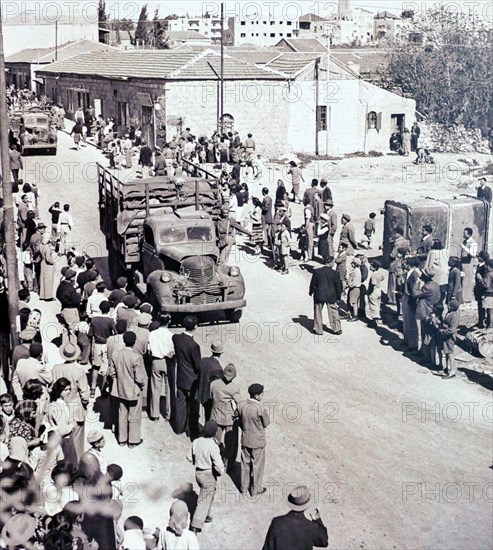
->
[97, 163, 223, 266]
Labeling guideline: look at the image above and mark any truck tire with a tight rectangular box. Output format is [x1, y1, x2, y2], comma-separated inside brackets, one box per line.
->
[225, 308, 242, 323]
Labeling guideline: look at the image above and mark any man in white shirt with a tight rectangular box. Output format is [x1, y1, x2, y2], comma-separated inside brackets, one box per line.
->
[147, 314, 175, 421]
[86, 281, 108, 319]
[12, 342, 52, 401]
[58, 204, 74, 252]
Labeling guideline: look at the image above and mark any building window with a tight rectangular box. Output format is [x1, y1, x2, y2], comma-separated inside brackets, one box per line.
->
[279, 33, 283, 36]
[117, 101, 128, 128]
[367, 111, 382, 130]
[270, 33, 275, 37]
[240, 33, 246, 37]
[251, 33, 255, 36]
[263, 33, 267, 36]
[270, 21, 275, 25]
[263, 21, 267, 24]
[287, 21, 292, 25]
[287, 33, 292, 37]
[241, 21, 245, 25]
[317, 105, 327, 131]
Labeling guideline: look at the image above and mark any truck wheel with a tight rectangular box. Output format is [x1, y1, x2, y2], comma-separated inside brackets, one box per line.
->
[225, 308, 242, 323]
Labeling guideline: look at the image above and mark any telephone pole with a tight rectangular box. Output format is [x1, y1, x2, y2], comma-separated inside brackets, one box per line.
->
[0, 6, 20, 348]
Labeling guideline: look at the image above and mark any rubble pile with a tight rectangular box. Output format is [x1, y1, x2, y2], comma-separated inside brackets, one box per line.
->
[422, 123, 490, 153]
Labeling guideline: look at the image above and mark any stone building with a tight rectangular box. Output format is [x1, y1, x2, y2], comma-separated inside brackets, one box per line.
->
[36, 48, 415, 157]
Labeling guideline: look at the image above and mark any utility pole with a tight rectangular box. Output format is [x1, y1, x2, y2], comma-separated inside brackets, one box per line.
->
[0, 7, 20, 348]
[325, 21, 331, 156]
[220, 2, 224, 135]
[55, 20, 58, 61]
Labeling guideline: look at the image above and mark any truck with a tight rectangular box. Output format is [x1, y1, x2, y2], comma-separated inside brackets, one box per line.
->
[18, 107, 57, 155]
[98, 164, 246, 322]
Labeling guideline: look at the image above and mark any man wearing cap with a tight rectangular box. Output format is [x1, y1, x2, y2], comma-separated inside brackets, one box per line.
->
[339, 214, 357, 255]
[309, 257, 343, 336]
[29, 222, 47, 293]
[147, 314, 175, 422]
[320, 178, 332, 203]
[187, 420, 224, 534]
[238, 383, 270, 497]
[52, 342, 90, 462]
[262, 485, 329, 550]
[108, 277, 128, 308]
[154, 148, 166, 176]
[122, 134, 133, 169]
[197, 342, 225, 422]
[303, 179, 321, 209]
[76, 258, 96, 291]
[56, 269, 81, 326]
[12, 343, 52, 402]
[477, 177, 492, 203]
[172, 316, 201, 438]
[108, 331, 146, 447]
[210, 364, 240, 471]
[88, 300, 116, 398]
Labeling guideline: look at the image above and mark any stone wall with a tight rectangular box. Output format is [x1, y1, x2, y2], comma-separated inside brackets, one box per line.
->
[420, 123, 490, 154]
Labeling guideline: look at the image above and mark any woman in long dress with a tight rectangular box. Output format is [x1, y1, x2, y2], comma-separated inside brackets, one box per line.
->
[39, 233, 59, 301]
[317, 214, 331, 263]
[425, 239, 449, 305]
[402, 128, 411, 156]
[368, 260, 386, 326]
[287, 161, 304, 203]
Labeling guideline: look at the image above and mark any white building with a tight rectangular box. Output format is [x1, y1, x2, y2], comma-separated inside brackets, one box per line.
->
[167, 15, 231, 45]
[2, 6, 99, 57]
[234, 6, 298, 46]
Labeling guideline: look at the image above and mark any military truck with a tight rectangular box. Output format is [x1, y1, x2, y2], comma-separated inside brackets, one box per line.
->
[19, 107, 57, 155]
[98, 164, 246, 322]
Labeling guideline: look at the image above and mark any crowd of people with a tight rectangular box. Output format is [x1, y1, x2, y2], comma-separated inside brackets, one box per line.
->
[1, 91, 491, 549]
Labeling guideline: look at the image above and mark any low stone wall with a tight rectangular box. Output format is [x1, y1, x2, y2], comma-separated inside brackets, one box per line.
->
[420, 123, 490, 154]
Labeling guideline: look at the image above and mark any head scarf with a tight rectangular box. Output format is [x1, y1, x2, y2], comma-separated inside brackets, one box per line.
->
[168, 500, 189, 536]
[9, 436, 29, 462]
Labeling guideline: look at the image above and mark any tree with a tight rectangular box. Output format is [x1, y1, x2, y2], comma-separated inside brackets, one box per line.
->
[134, 4, 149, 47]
[381, 6, 493, 127]
[150, 8, 169, 49]
[115, 27, 121, 46]
[98, 0, 109, 29]
[113, 18, 135, 32]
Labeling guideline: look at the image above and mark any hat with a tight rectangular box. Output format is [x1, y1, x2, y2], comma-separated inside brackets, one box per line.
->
[137, 312, 152, 327]
[320, 213, 330, 221]
[37, 222, 47, 229]
[139, 303, 153, 314]
[287, 485, 314, 511]
[324, 199, 334, 207]
[64, 268, 77, 280]
[223, 364, 237, 382]
[19, 327, 37, 341]
[87, 430, 104, 444]
[342, 214, 351, 222]
[60, 342, 81, 361]
[1, 513, 37, 547]
[351, 257, 361, 266]
[421, 267, 435, 279]
[248, 383, 264, 397]
[61, 266, 69, 277]
[202, 420, 219, 438]
[211, 342, 224, 354]
[123, 294, 138, 308]
[320, 177, 328, 184]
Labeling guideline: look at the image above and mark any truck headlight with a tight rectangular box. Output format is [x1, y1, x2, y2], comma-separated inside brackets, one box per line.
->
[160, 272, 172, 283]
[229, 266, 240, 277]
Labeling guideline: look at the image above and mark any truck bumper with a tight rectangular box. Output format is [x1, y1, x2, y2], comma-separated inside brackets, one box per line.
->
[160, 299, 246, 313]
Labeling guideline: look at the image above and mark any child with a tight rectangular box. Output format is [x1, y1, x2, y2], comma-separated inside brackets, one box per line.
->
[107, 463, 124, 502]
[439, 299, 460, 379]
[357, 254, 369, 318]
[297, 226, 309, 262]
[122, 516, 146, 550]
[360, 212, 376, 249]
[0, 394, 14, 438]
[86, 430, 107, 475]
[421, 304, 443, 369]
[275, 222, 291, 275]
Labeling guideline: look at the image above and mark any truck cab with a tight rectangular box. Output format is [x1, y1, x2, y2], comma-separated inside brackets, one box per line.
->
[142, 211, 245, 320]
[19, 108, 57, 155]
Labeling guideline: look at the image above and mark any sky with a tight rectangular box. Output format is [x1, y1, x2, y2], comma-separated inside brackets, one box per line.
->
[2, 0, 491, 23]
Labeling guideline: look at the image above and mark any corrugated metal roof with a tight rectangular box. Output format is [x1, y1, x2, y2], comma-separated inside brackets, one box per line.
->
[226, 50, 281, 65]
[264, 52, 355, 80]
[37, 49, 285, 81]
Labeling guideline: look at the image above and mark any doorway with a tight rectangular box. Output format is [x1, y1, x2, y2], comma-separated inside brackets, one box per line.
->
[391, 114, 405, 135]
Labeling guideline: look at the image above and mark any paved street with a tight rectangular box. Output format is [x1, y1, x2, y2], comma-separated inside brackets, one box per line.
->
[27, 131, 492, 550]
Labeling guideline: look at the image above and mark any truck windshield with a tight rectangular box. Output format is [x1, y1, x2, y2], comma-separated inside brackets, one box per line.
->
[25, 117, 47, 126]
[158, 225, 213, 244]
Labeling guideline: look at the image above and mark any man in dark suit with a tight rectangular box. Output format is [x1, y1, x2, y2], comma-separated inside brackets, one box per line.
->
[309, 257, 343, 335]
[172, 315, 201, 438]
[477, 177, 492, 203]
[262, 485, 329, 550]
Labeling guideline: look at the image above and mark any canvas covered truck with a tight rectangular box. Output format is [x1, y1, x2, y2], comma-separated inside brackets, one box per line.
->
[382, 195, 492, 266]
[98, 164, 246, 322]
